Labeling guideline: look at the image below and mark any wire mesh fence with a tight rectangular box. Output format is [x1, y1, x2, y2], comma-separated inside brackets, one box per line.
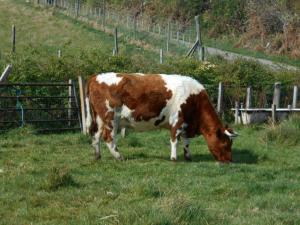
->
[0, 82, 82, 132]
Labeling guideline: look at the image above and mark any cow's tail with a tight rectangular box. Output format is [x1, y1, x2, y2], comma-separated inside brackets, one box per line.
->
[85, 79, 93, 135]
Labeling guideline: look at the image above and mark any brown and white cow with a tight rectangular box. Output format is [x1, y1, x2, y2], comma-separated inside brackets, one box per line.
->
[85, 73, 237, 163]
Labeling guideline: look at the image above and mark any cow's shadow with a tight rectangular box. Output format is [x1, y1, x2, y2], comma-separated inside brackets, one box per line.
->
[127, 148, 258, 164]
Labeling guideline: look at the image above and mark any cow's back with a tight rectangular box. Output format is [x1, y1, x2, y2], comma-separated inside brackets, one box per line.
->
[87, 73, 205, 130]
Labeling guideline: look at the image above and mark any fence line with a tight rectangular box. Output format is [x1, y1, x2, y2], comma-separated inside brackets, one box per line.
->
[27, 0, 300, 71]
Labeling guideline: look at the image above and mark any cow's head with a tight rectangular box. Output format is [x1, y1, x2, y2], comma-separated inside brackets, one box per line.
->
[207, 126, 238, 163]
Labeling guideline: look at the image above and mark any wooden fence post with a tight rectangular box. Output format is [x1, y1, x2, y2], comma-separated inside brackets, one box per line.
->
[195, 15, 204, 61]
[271, 104, 277, 125]
[78, 76, 87, 134]
[12, 25, 16, 53]
[102, 0, 106, 30]
[292, 86, 298, 109]
[160, 49, 163, 64]
[114, 27, 118, 55]
[217, 82, 224, 115]
[68, 79, 73, 127]
[273, 82, 281, 108]
[246, 86, 252, 109]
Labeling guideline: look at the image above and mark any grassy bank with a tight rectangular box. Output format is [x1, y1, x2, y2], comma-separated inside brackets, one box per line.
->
[1, 123, 300, 224]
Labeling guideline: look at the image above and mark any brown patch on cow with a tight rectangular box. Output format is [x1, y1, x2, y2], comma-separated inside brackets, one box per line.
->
[115, 74, 172, 121]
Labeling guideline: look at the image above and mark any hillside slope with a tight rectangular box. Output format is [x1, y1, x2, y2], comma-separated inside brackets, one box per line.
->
[0, 0, 158, 61]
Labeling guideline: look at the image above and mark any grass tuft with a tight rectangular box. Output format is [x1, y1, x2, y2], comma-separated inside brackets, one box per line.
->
[127, 136, 143, 147]
[43, 167, 78, 191]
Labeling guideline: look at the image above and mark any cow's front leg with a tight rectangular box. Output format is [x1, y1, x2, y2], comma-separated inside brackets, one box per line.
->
[102, 127, 123, 160]
[92, 116, 103, 160]
[92, 131, 101, 160]
[183, 137, 192, 161]
[170, 126, 182, 161]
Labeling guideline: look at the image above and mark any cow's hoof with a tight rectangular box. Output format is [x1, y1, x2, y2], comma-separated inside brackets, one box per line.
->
[184, 154, 192, 161]
[95, 153, 101, 160]
[116, 155, 124, 161]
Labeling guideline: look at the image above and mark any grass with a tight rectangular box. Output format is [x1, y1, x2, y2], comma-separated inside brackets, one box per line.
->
[0, 0, 159, 64]
[1, 125, 300, 225]
[263, 115, 300, 146]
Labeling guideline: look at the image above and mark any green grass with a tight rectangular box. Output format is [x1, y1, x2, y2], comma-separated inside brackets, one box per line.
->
[0, 0, 159, 64]
[1, 125, 300, 225]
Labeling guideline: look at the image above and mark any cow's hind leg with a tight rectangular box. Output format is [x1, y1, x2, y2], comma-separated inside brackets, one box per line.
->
[183, 137, 192, 161]
[102, 111, 123, 161]
[92, 116, 103, 160]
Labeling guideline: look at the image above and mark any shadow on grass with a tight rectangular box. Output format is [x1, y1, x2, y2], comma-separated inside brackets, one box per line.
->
[126, 149, 259, 164]
[233, 149, 259, 164]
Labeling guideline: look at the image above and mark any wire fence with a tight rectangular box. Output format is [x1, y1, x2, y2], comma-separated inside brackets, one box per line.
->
[0, 82, 82, 132]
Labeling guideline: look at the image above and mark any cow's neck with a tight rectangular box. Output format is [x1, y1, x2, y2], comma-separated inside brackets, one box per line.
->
[197, 91, 223, 137]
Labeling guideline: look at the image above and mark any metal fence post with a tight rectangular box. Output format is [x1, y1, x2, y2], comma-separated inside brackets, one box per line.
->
[12, 25, 16, 53]
[114, 27, 118, 55]
[68, 79, 73, 127]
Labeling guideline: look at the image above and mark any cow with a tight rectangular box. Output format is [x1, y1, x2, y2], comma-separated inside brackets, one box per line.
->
[85, 72, 238, 163]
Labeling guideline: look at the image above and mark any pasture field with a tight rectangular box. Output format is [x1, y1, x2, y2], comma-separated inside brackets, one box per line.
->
[1, 122, 300, 225]
[0, 0, 158, 62]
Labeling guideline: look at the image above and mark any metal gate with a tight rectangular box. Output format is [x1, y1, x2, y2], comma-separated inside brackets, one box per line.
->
[0, 82, 82, 133]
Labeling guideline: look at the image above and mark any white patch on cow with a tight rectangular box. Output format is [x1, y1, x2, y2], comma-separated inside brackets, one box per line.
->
[159, 74, 205, 126]
[176, 128, 182, 137]
[170, 139, 178, 160]
[85, 97, 92, 134]
[120, 105, 133, 119]
[105, 100, 113, 114]
[106, 142, 122, 159]
[96, 72, 122, 86]
[134, 73, 145, 76]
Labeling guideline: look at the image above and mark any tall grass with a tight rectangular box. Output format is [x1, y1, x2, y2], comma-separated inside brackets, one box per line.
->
[264, 115, 300, 146]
